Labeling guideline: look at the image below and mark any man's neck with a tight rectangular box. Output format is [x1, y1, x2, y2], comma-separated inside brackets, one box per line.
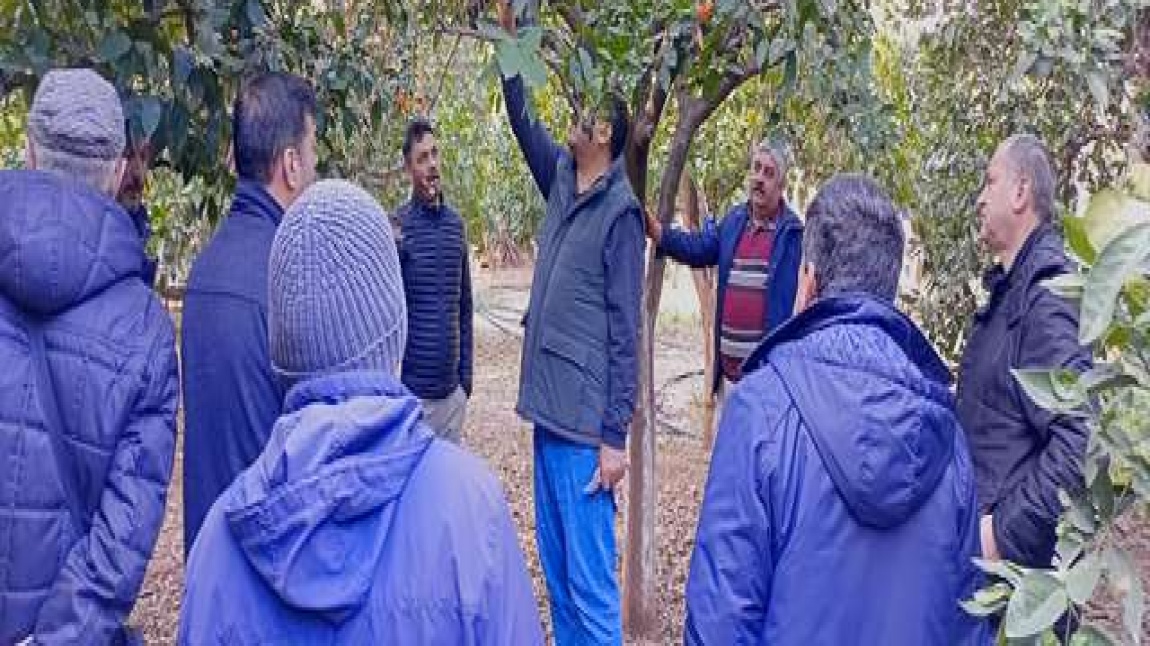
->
[750, 199, 782, 225]
[575, 153, 611, 195]
[266, 181, 293, 212]
[999, 214, 1041, 273]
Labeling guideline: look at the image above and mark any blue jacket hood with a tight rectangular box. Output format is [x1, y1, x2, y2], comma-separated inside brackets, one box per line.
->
[0, 170, 144, 315]
[746, 295, 957, 528]
[221, 371, 433, 621]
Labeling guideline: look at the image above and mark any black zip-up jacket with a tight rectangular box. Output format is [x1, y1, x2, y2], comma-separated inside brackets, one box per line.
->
[395, 197, 473, 400]
[956, 223, 1091, 567]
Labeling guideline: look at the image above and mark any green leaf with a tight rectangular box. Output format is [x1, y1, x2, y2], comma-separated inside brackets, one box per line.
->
[245, 0, 267, 28]
[1071, 625, 1121, 646]
[1043, 273, 1085, 301]
[98, 31, 132, 63]
[1011, 50, 1038, 82]
[1064, 553, 1103, 604]
[1086, 71, 1109, 111]
[1063, 215, 1096, 265]
[1013, 369, 1086, 412]
[1082, 189, 1150, 254]
[961, 581, 1012, 617]
[1081, 222, 1150, 344]
[1130, 163, 1150, 202]
[1063, 490, 1097, 534]
[1005, 570, 1069, 638]
[138, 96, 163, 139]
[973, 557, 1025, 588]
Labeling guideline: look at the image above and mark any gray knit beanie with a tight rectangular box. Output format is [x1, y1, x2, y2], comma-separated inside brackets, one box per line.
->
[28, 69, 125, 160]
[269, 179, 407, 384]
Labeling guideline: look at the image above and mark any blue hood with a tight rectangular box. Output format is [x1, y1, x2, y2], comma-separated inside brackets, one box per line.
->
[745, 295, 958, 528]
[0, 170, 144, 315]
[222, 371, 433, 622]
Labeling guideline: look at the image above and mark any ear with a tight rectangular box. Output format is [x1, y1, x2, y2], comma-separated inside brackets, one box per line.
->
[112, 158, 128, 195]
[1011, 174, 1030, 214]
[283, 148, 302, 192]
[24, 138, 36, 169]
[793, 262, 817, 315]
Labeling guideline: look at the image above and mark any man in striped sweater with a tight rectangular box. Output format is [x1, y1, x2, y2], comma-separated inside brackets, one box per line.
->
[395, 119, 474, 442]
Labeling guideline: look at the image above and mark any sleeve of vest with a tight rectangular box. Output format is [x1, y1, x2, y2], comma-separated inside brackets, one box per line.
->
[602, 206, 645, 448]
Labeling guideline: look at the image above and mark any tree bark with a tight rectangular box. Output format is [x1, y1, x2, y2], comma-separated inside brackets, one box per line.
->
[680, 175, 717, 446]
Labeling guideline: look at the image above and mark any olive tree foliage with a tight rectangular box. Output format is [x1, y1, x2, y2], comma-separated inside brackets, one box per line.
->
[889, 0, 1148, 360]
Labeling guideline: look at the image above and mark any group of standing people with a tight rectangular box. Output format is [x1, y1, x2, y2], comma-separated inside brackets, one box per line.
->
[0, 7, 1088, 644]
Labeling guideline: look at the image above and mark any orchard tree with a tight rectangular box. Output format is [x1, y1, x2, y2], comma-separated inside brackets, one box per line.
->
[470, 0, 882, 636]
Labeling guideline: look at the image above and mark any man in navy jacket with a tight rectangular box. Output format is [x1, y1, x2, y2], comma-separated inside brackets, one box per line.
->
[181, 72, 318, 557]
[646, 139, 803, 397]
[395, 119, 473, 442]
[957, 134, 1091, 568]
[686, 175, 986, 645]
[498, 3, 644, 643]
[0, 68, 178, 645]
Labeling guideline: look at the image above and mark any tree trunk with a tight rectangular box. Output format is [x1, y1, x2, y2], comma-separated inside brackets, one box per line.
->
[623, 104, 703, 641]
[679, 175, 717, 446]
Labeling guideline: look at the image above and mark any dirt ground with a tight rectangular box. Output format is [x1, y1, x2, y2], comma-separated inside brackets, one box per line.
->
[128, 268, 1149, 644]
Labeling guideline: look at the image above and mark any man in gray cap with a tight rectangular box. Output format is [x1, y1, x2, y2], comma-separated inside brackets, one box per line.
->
[0, 68, 179, 644]
[180, 180, 543, 644]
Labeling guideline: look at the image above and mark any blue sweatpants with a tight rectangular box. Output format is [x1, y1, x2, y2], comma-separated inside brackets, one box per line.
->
[533, 426, 621, 645]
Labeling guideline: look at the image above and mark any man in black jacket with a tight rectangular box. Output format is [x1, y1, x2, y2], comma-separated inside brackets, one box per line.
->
[957, 133, 1091, 568]
[395, 120, 473, 442]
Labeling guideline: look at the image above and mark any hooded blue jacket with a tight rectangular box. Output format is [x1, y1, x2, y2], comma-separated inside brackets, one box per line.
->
[685, 295, 987, 645]
[179, 371, 544, 645]
[0, 170, 179, 644]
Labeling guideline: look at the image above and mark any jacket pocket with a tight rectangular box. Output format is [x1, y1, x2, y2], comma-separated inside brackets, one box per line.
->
[538, 330, 606, 434]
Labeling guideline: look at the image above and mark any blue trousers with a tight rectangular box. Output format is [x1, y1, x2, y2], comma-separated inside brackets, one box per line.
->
[533, 427, 621, 645]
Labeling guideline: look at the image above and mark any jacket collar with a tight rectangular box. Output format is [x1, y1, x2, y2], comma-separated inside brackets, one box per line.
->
[731, 201, 802, 234]
[979, 222, 1065, 322]
[744, 293, 951, 387]
[231, 179, 284, 227]
[284, 370, 412, 415]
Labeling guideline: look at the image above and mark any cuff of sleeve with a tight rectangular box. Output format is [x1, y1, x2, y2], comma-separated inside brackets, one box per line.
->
[602, 424, 627, 449]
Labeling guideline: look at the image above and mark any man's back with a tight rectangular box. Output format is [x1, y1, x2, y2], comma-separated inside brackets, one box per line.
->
[0, 170, 178, 642]
[179, 372, 543, 644]
[181, 180, 284, 555]
[686, 296, 985, 645]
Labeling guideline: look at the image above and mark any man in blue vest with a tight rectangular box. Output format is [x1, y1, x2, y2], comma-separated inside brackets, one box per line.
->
[181, 72, 318, 557]
[498, 4, 645, 644]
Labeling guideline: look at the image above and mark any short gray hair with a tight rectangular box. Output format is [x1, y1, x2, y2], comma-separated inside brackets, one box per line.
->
[1000, 133, 1056, 222]
[753, 136, 791, 182]
[30, 138, 122, 195]
[803, 173, 905, 303]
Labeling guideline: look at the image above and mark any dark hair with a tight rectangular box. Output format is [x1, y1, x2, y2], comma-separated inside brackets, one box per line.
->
[802, 173, 906, 303]
[232, 72, 317, 183]
[402, 119, 435, 162]
[608, 97, 628, 160]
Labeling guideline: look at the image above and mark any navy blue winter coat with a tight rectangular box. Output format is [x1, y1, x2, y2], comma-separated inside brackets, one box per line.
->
[685, 295, 987, 645]
[0, 170, 179, 644]
[657, 202, 804, 393]
[181, 181, 285, 556]
[957, 223, 1091, 567]
[179, 371, 544, 645]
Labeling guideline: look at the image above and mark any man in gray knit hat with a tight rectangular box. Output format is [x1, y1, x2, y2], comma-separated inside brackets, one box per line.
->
[0, 68, 179, 644]
[180, 180, 543, 643]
